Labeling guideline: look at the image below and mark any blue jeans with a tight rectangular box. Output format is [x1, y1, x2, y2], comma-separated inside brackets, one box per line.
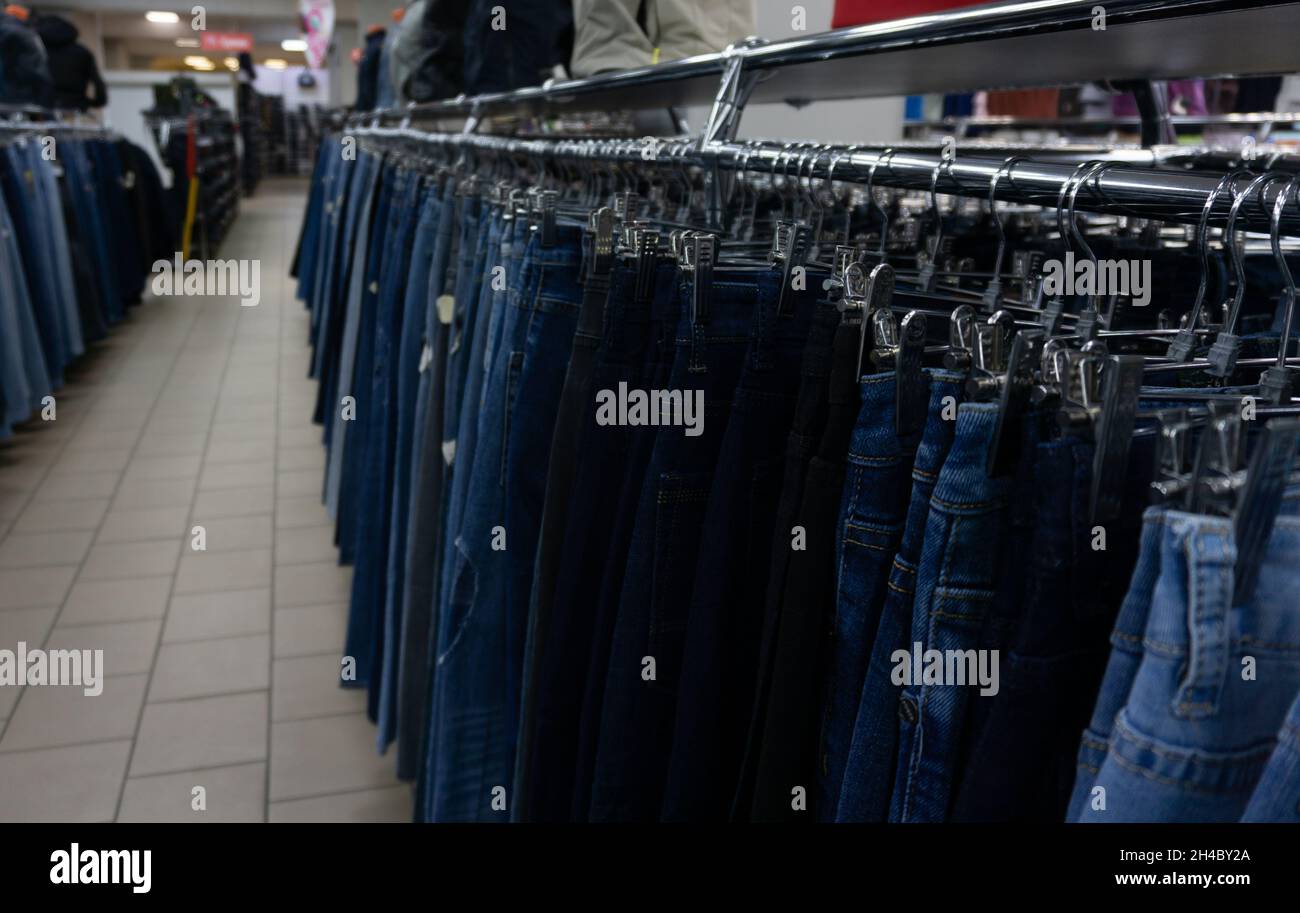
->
[376, 184, 442, 752]
[1242, 688, 1300, 822]
[661, 270, 819, 820]
[1080, 512, 1300, 822]
[834, 370, 965, 822]
[586, 270, 757, 822]
[426, 228, 552, 821]
[890, 402, 1013, 822]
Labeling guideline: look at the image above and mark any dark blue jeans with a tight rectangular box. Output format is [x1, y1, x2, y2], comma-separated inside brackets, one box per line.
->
[585, 270, 758, 822]
[660, 270, 820, 821]
[376, 184, 443, 752]
[515, 261, 681, 822]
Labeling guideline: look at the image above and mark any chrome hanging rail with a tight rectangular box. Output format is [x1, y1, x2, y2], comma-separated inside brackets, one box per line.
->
[350, 127, 1300, 236]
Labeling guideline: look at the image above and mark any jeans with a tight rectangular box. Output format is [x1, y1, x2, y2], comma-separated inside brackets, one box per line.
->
[1080, 512, 1300, 822]
[950, 433, 1154, 821]
[427, 226, 553, 821]
[817, 373, 924, 814]
[834, 370, 965, 822]
[396, 178, 456, 781]
[661, 270, 820, 820]
[1242, 688, 1300, 822]
[376, 183, 442, 752]
[586, 269, 757, 822]
[512, 237, 615, 819]
[517, 260, 680, 822]
[889, 402, 1013, 823]
[732, 299, 841, 821]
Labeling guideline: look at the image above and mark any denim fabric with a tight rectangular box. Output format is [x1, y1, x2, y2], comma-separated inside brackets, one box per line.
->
[296, 141, 331, 304]
[342, 165, 419, 688]
[742, 317, 862, 821]
[307, 149, 355, 377]
[1079, 512, 1300, 823]
[586, 269, 757, 823]
[512, 238, 615, 819]
[950, 434, 1154, 822]
[661, 271, 820, 820]
[732, 299, 840, 820]
[316, 153, 371, 425]
[497, 224, 584, 797]
[1242, 689, 1300, 822]
[427, 226, 552, 822]
[518, 261, 680, 822]
[0, 184, 48, 427]
[1065, 507, 1168, 820]
[376, 184, 441, 752]
[323, 153, 382, 523]
[1, 144, 74, 384]
[817, 373, 924, 814]
[396, 178, 456, 781]
[889, 402, 1013, 822]
[30, 141, 83, 364]
[834, 370, 964, 822]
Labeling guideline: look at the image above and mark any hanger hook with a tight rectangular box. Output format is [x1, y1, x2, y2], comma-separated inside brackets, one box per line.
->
[988, 155, 1028, 285]
[1223, 171, 1289, 337]
[1271, 175, 1300, 373]
[1054, 161, 1097, 257]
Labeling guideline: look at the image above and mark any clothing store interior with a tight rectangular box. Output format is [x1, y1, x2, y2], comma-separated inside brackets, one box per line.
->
[3, 0, 1300, 826]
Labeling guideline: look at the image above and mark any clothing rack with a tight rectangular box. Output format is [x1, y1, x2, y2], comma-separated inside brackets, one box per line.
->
[352, 127, 1300, 237]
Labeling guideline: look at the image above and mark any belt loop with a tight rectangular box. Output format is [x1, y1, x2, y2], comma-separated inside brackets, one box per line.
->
[1172, 519, 1235, 719]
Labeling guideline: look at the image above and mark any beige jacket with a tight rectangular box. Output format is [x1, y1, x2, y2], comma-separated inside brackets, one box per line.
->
[570, 0, 755, 77]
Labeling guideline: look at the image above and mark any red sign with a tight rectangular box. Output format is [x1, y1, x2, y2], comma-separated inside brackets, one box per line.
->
[199, 32, 253, 52]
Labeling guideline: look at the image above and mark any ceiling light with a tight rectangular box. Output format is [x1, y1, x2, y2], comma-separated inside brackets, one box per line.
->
[146, 11, 180, 24]
[184, 56, 215, 70]
[281, 39, 307, 52]
[174, 38, 199, 48]
[224, 57, 239, 70]
[264, 59, 287, 70]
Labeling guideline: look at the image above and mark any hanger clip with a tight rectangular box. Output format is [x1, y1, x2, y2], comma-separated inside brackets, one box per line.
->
[1233, 417, 1300, 603]
[684, 232, 716, 328]
[585, 207, 616, 281]
[986, 329, 1045, 478]
[895, 312, 930, 437]
[614, 191, 640, 222]
[770, 220, 812, 317]
[1149, 409, 1196, 505]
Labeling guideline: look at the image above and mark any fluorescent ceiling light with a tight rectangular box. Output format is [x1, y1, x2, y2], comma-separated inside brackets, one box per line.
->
[281, 39, 307, 52]
[146, 11, 179, 24]
[174, 38, 200, 48]
[224, 57, 239, 70]
[264, 59, 287, 69]
[184, 56, 214, 69]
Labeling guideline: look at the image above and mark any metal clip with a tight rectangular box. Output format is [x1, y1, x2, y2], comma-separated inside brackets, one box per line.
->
[771, 220, 812, 317]
[943, 305, 978, 372]
[684, 232, 716, 327]
[1149, 409, 1196, 505]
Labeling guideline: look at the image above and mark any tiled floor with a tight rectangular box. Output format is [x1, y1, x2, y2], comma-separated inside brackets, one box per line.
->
[0, 178, 409, 823]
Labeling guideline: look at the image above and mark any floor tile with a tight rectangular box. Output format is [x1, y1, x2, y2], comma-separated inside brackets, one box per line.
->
[79, 539, 181, 581]
[131, 692, 268, 776]
[205, 438, 275, 464]
[111, 477, 196, 510]
[190, 515, 273, 552]
[34, 471, 121, 502]
[191, 486, 275, 520]
[274, 561, 350, 608]
[51, 448, 132, 475]
[175, 548, 272, 595]
[274, 525, 338, 565]
[0, 673, 147, 752]
[272, 604, 346, 659]
[60, 576, 172, 625]
[148, 633, 270, 702]
[121, 453, 203, 482]
[276, 446, 325, 472]
[118, 762, 266, 823]
[0, 740, 132, 822]
[199, 460, 274, 492]
[164, 589, 271, 643]
[276, 469, 322, 497]
[272, 653, 365, 721]
[269, 785, 411, 823]
[269, 713, 394, 801]
[0, 565, 78, 610]
[10, 497, 109, 533]
[45, 619, 162, 677]
[0, 530, 95, 568]
[275, 495, 330, 529]
[97, 506, 190, 544]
